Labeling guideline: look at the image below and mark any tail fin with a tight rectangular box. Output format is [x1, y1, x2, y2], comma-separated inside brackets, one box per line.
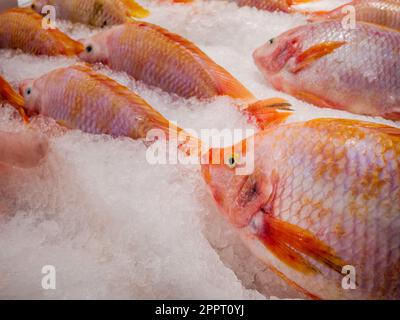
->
[243, 98, 292, 130]
[122, 0, 150, 18]
[0, 75, 29, 123]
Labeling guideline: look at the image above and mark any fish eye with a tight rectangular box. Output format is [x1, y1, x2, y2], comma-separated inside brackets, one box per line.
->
[226, 153, 239, 169]
[31, 4, 36, 10]
[269, 38, 274, 44]
[25, 87, 32, 96]
[85, 44, 93, 53]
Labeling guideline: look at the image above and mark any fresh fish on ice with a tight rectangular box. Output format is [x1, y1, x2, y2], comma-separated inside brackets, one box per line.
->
[202, 117, 400, 299]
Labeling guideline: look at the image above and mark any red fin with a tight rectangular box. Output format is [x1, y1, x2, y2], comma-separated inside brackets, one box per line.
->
[122, 0, 150, 18]
[255, 214, 347, 275]
[48, 29, 84, 56]
[244, 98, 292, 129]
[268, 265, 322, 300]
[0, 75, 29, 123]
[292, 90, 335, 108]
[291, 41, 346, 73]
[133, 21, 255, 100]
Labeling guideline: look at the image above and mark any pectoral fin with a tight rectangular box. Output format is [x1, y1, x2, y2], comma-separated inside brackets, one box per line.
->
[291, 41, 346, 74]
[123, 0, 150, 18]
[254, 214, 347, 275]
[244, 98, 292, 129]
[0, 75, 29, 124]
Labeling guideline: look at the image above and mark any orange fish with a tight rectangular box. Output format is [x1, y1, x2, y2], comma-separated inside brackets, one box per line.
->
[31, 0, 149, 27]
[202, 118, 400, 299]
[253, 20, 400, 120]
[0, 8, 83, 56]
[79, 21, 256, 101]
[0, 65, 203, 155]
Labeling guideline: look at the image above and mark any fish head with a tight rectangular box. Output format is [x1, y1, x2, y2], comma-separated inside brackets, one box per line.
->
[201, 137, 271, 228]
[253, 28, 302, 75]
[79, 32, 110, 65]
[19, 79, 41, 116]
[30, 0, 49, 13]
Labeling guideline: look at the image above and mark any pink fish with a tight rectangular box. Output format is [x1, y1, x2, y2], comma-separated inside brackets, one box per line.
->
[253, 20, 400, 120]
[78, 21, 256, 100]
[202, 118, 400, 299]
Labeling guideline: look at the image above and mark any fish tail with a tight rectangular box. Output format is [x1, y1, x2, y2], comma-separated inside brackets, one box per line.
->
[168, 123, 205, 159]
[122, 0, 150, 18]
[243, 98, 292, 129]
[0, 75, 29, 123]
[49, 29, 84, 55]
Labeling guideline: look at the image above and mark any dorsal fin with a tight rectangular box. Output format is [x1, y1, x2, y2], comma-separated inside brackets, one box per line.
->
[308, 118, 400, 138]
[132, 21, 255, 100]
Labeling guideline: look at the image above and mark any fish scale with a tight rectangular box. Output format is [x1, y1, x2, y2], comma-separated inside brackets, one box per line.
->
[202, 118, 400, 299]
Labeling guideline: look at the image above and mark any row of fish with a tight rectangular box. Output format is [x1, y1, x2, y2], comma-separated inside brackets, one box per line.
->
[0, 1, 399, 299]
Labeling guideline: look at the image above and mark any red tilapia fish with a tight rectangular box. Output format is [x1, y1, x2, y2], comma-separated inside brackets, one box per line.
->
[253, 20, 400, 120]
[0, 8, 83, 56]
[202, 118, 400, 299]
[21, 65, 183, 140]
[78, 21, 255, 101]
[309, 0, 400, 31]
[0, 65, 183, 142]
[31, 0, 149, 27]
